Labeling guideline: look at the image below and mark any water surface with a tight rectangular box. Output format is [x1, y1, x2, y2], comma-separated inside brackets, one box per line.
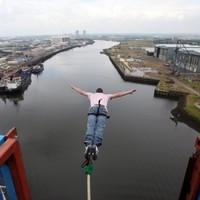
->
[0, 40, 198, 200]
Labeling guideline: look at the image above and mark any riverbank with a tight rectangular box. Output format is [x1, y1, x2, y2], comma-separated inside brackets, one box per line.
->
[1, 39, 95, 78]
[26, 40, 94, 67]
[104, 51, 190, 98]
[108, 55, 159, 85]
[0, 40, 95, 96]
[154, 79, 189, 100]
[103, 41, 200, 131]
[172, 95, 200, 131]
[26, 45, 81, 67]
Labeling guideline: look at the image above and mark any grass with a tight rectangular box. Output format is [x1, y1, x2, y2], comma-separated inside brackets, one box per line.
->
[182, 79, 200, 93]
[184, 95, 200, 122]
[157, 80, 172, 91]
[157, 79, 186, 93]
[126, 40, 154, 47]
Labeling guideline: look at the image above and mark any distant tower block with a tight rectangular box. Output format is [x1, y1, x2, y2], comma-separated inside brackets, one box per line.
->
[83, 30, 86, 36]
[75, 30, 79, 38]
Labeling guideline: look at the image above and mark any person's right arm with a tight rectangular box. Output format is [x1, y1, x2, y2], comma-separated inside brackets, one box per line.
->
[111, 89, 136, 99]
[70, 84, 88, 97]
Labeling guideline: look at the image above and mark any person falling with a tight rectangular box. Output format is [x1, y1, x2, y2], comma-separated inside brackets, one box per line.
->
[71, 84, 136, 160]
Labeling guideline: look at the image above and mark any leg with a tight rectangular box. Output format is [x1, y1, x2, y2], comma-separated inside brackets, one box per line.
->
[94, 115, 107, 146]
[84, 115, 97, 146]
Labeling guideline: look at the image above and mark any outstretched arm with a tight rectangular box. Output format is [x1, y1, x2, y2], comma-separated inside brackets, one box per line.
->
[111, 89, 136, 99]
[70, 84, 88, 97]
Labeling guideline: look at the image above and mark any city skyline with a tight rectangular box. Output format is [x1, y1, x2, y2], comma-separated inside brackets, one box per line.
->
[0, 0, 200, 36]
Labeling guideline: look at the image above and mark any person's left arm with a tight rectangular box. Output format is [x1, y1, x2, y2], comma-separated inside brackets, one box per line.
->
[110, 89, 136, 99]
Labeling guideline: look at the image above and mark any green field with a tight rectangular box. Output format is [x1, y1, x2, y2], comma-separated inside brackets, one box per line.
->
[181, 79, 200, 93]
[184, 95, 200, 122]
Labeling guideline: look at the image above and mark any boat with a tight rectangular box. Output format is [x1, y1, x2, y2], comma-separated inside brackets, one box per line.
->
[0, 80, 6, 93]
[31, 63, 44, 74]
[6, 77, 21, 92]
[0, 70, 31, 94]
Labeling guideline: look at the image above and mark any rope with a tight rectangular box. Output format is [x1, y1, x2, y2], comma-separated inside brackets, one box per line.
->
[87, 174, 91, 200]
[82, 160, 94, 200]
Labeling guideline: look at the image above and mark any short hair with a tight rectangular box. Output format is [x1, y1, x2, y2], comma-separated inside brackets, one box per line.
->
[96, 88, 103, 93]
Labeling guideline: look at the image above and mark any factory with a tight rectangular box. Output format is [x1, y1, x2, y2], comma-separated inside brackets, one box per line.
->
[154, 44, 200, 72]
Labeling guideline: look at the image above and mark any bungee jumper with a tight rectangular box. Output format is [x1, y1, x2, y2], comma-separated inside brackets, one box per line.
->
[70, 84, 136, 160]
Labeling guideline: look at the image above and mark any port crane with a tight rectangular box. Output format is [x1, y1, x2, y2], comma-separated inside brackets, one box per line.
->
[172, 39, 192, 74]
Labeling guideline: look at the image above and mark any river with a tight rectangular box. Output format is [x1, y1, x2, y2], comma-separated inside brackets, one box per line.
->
[0, 40, 198, 200]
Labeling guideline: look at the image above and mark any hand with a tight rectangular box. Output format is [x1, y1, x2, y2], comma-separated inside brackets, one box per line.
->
[130, 89, 136, 94]
[69, 83, 75, 89]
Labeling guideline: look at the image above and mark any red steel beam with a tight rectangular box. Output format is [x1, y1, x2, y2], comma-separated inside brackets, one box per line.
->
[0, 128, 31, 200]
[0, 138, 16, 165]
[8, 142, 32, 200]
[5, 127, 17, 139]
[186, 137, 200, 200]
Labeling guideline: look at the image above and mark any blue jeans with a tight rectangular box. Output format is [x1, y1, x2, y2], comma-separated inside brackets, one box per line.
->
[84, 105, 108, 146]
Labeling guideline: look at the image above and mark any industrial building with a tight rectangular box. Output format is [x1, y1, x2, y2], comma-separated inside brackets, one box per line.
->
[175, 48, 200, 72]
[154, 44, 177, 61]
[154, 44, 200, 72]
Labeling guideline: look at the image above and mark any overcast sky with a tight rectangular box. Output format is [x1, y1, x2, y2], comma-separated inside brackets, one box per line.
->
[0, 0, 200, 36]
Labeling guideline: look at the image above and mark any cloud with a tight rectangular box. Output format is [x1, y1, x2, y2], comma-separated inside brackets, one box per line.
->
[0, 0, 200, 36]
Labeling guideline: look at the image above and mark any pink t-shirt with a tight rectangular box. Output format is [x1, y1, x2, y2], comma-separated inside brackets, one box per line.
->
[86, 92, 112, 110]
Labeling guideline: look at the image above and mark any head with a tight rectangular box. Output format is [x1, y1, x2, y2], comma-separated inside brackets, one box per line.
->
[96, 88, 103, 93]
